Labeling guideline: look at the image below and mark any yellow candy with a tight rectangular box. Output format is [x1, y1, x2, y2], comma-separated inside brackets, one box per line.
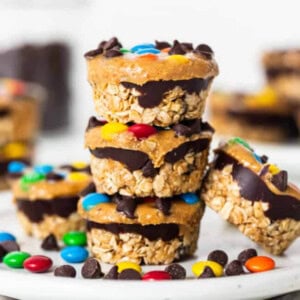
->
[116, 261, 142, 274]
[168, 55, 189, 64]
[67, 172, 89, 182]
[71, 161, 87, 169]
[245, 86, 277, 108]
[2, 143, 26, 159]
[192, 260, 223, 277]
[269, 164, 280, 175]
[100, 122, 128, 140]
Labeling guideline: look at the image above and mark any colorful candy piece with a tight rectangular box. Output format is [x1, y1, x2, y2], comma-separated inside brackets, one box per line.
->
[67, 172, 90, 182]
[245, 256, 275, 273]
[3, 251, 31, 268]
[138, 54, 158, 60]
[23, 255, 53, 273]
[128, 124, 157, 139]
[34, 164, 53, 175]
[116, 261, 142, 274]
[82, 193, 110, 211]
[0, 232, 16, 243]
[2, 143, 26, 159]
[7, 161, 26, 173]
[269, 164, 280, 175]
[20, 172, 45, 191]
[60, 246, 89, 263]
[168, 55, 189, 63]
[71, 161, 88, 169]
[180, 193, 199, 204]
[100, 122, 128, 140]
[142, 270, 171, 281]
[63, 231, 87, 247]
[253, 153, 262, 163]
[228, 137, 252, 151]
[131, 43, 155, 52]
[120, 48, 131, 54]
[192, 260, 223, 277]
[136, 48, 160, 55]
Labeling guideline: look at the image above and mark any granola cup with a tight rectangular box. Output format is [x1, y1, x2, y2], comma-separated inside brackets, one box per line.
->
[78, 190, 204, 264]
[85, 38, 218, 126]
[201, 139, 300, 255]
[85, 118, 213, 197]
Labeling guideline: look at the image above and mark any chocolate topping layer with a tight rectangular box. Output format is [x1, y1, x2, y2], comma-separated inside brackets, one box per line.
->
[16, 196, 79, 223]
[121, 78, 211, 108]
[213, 151, 300, 221]
[86, 221, 179, 241]
[86, 117, 106, 131]
[266, 67, 300, 79]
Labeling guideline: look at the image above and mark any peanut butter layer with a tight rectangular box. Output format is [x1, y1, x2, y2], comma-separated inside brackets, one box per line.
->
[78, 198, 203, 226]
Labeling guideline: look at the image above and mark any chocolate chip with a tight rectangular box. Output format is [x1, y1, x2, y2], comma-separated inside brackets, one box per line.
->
[155, 198, 171, 215]
[81, 258, 103, 279]
[194, 44, 213, 59]
[271, 170, 288, 191]
[225, 260, 245, 276]
[84, 48, 103, 58]
[155, 40, 171, 50]
[80, 182, 96, 197]
[0, 240, 20, 253]
[98, 40, 107, 49]
[118, 269, 141, 280]
[46, 172, 64, 182]
[238, 248, 257, 264]
[259, 164, 270, 177]
[104, 265, 118, 279]
[41, 233, 60, 251]
[168, 40, 186, 55]
[181, 42, 193, 52]
[198, 266, 215, 279]
[164, 263, 186, 279]
[141, 160, 158, 178]
[260, 155, 269, 163]
[0, 245, 7, 262]
[54, 265, 76, 278]
[86, 116, 105, 131]
[207, 250, 228, 267]
[59, 164, 73, 171]
[102, 37, 122, 50]
[172, 119, 202, 137]
[114, 195, 137, 219]
[104, 48, 123, 58]
[202, 122, 215, 133]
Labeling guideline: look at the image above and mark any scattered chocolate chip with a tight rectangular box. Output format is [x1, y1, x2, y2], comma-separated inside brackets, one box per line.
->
[271, 170, 288, 192]
[46, 172, 64, 182]
[41, 233, 60, 251]
[238, 248, 257, 264]
[141, 160, 158, 178]
[172, 119, 202, 137]
[86, 116, 105, 131]
[198, 266, 215, 279]
[54, 265, 76, 278]
[181, 42, 193, 52]
[194, 44, 213, 59]
[59, 164, 73, 171]
[259, 164, 270, 177]
[168, 40, 186, 55]
[104, 265, 118, 279]
[260, 155, 269, 164]
[98, 40, 107, 49]
[81, 258, 103, 279]
[155, 198, 171, 215]
[0, 245, 7, 262]
[0, 240, 20, 253]
[155, 40, 171, 50]
[164, 263, 186, 279]
[118, 269, 142, 280]
[80, 182, 96, 197]
[113, 195, 137, 219]
[84, 48, 103, 58]
[104, 48, 122, 58]
[102, 37, 122, 50]
[207, 250, 228, 267]
[225, 260, 245, 276]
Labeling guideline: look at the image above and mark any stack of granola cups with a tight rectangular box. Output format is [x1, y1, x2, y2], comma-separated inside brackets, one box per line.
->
[78, 38, 219, 264]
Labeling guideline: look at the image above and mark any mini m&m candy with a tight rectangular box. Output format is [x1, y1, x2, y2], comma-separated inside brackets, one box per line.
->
[180, 193, 199, 204]
[34, 164, 53, 175]
[7, 161, 26, 173]
[20, 172, 45, 191]
[100, 122, 128, 140]
[67, 172, 90, 182]
[23, 255, 53, 273]
[131, 43, 155, 52]
[116, 261, 142, 274]
[3, 251, 31, 268]
[128, 124, 157, 139]
[142, 270, 171, 281]
[0, 232, 16, 243]
[63, 231, 87, 247]
[245, 256, 275, 273]
[82, 193, 110, 211]
[60, 246, 89, 263]
[192, 260, 223, 277]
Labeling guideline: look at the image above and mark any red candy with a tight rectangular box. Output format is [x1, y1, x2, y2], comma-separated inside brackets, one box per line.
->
[128, 124, 157, 139]
[142, 270, 171, 281]
[23, 255, 53, 273]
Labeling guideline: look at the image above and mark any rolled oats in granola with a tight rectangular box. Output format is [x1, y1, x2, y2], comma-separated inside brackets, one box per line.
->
[201, 137, 300, 255]
[85, 38, 219, 126]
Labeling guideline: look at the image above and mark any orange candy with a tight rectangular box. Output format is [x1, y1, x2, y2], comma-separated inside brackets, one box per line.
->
[138, 53, 157, 60]
[245, 256, 275, 273]
[161, 47, 171, 53]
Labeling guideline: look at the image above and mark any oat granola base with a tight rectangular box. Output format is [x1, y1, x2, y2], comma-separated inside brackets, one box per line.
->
[201, 166, 300, 255]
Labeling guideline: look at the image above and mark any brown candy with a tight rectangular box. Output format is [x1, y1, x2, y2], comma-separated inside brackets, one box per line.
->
[81, 258, 103, 279]
[207, 250, 228, 267]
[54, 265, 76, 278]
[164, 263, 186, 279]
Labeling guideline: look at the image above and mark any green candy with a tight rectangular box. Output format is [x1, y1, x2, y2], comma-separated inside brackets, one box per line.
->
[20, 172, 45, 191]
[63, 231, 87, 246]
[3, 251, 31, 268]
[228, 137, 252, 151]
[120, 48, 131, 53]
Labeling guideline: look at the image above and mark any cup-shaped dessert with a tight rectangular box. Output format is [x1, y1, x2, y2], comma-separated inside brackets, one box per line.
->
[201, 138, 300, 255]
[85, 38, 219, 127]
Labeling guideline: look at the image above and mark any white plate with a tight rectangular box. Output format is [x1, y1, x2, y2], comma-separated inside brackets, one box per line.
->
[0, 191, 299, 300]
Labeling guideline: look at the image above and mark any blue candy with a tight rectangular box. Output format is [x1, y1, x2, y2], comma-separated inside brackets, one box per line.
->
[82, 193, 110, 211]
[34, 164, 53, 175]
[180, 193, 199, 204]
[60, 246, 88, 263]
[0, 232, 16, 242]
[136, 48, 160, 55]
[8, 161, 26, 173]
[131, 43, 155, 53]
[253, 153, 262, 163]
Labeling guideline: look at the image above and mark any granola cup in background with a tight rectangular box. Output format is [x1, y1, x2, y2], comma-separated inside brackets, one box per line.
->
[201, 137, 300, 255]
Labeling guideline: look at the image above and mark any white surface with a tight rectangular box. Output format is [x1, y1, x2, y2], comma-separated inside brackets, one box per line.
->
[0, 191, 299, 300]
